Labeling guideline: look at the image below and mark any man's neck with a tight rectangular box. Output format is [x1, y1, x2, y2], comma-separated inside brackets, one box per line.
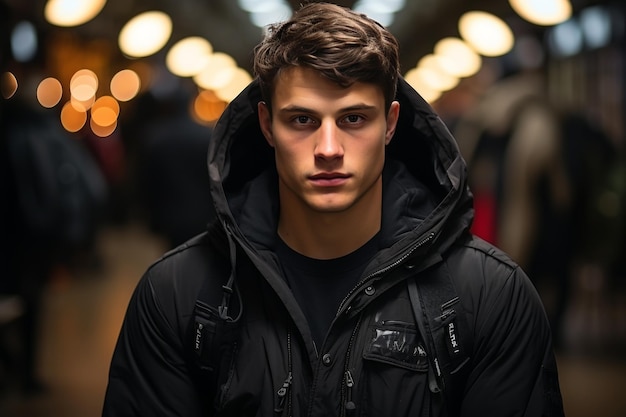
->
[277, 189, 382, 260]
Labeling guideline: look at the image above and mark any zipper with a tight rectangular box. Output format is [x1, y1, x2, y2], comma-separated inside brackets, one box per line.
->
[275, 331, 293, 416]
[344, 370, 356, 415]
[274, 372, 293, 415]
[382, 319, 416, 328]
[336, 231, 436, 316]
[340, 315, 362, 416]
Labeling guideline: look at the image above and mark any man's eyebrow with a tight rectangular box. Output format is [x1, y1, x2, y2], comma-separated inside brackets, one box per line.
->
[278, 105, 313, 114]
[278, 104, 378, 113]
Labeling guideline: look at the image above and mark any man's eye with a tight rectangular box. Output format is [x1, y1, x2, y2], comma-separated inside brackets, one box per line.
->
[294, 115, 312, 124]
[344, 114, 364, 124]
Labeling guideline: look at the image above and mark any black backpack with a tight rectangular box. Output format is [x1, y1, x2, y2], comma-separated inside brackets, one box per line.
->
[5, 106, 107, 254]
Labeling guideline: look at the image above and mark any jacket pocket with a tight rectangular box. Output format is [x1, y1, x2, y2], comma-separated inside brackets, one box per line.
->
[352, 321, 432, 416]
[362, 320, 428, 372]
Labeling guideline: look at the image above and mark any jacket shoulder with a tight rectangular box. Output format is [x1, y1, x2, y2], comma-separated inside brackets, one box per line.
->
[444, 234, 539, 327]
[456, 234, 518, 269]
[143, 230, 232, 332]
[445, 234, 521, 287]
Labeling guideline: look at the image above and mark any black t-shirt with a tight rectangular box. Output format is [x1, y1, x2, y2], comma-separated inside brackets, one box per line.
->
[276, 233, 380, 349]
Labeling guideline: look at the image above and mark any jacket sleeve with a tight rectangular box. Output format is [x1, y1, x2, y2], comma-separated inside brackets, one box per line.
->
[102, 267, 208, 417]
[458, 258, 564, 417]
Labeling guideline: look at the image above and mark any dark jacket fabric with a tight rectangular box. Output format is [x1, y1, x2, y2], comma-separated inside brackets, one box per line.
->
[102, 79, 564, 416]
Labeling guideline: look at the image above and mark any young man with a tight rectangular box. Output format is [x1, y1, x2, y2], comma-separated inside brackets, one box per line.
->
[103, 3, 564, 416]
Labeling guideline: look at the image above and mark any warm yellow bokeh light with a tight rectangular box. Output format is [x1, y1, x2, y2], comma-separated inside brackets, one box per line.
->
[417, 55, 460, 91]
[71, 95, 95, 112]
[71, 83, 97, 102]
[193, 90, 227, 123]
[110, 69, 141, 101]
[92, 106, 118, 127]
[37, 77, 63, 108]
[90, 116, 117, 137]
[166, 37, 214, 77]
[1, 71, 18, 99]
[459, 11, 515, 57]
[91, 95, 120, 127]
[119, 11, 172, 58]
[405, 68, 442, 103]
[193, 52, 237, 90]
[45, 0, 107, 27]
[509, 0, 572, 26]
[413, 66, 458, 93]
[70, 69, 98, 100]
[61, 101, 87, 132]
[433, 37, 482, 78]
[215, 68, 253, 102]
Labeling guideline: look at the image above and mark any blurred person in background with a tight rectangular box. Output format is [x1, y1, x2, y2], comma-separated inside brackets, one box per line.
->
[454, 72, 573, 348]
[454, 70, 623, 349]
[0, 3, 108, 392]
[1, 91, 108, 394]
[133, 89, 216, 249]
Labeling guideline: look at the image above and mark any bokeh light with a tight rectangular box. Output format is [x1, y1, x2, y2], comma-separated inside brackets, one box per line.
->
[405, 68, 442, 103]
[70, 69, 98, 111]
[193, 90, 227, 124]
[166, 37, 214, 77]
[45, 0, 107, 27]
[1, 72, 19, 99]
[193, 52, 238, 91]
[60, 101, 87, 132]
[509, 0, 572, 26]
[119, 11, 172, 58]
[214, 67, 253, 102]
[90, 116, 118, 137]
[110, 69, 141, 101]
[459, 11, 515, 57]
[11, 21, 38, 62]
[416, 54, 460, 91]
[36, 77, 63, 108]
[91, 95, 120, 128]
[433, 37, 482, 78]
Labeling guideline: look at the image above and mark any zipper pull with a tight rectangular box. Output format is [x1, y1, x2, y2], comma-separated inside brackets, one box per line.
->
[274, 372, 293, 414]
[344, 370, 356, 414]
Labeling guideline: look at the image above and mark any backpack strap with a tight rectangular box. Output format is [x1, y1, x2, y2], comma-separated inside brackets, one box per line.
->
[408, 267, 471, 414]
[190, 222, 242, 392]
[192, 279, 240, 374]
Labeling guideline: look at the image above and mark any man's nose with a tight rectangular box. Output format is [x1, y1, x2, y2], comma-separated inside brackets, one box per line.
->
[315, 121, 343, 159]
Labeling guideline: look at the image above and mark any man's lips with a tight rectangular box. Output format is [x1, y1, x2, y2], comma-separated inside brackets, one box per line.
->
[309, 172, 350, 186]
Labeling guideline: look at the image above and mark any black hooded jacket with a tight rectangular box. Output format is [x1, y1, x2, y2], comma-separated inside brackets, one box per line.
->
[102, 79, 564, 416]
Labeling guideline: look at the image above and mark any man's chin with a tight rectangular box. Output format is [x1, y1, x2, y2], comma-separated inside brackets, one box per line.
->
[307, 199, 353, 214]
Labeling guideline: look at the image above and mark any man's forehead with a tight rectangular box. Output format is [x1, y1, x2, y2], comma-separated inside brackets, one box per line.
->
[272, 66, 385, 105]
[276, 66, 341, 89]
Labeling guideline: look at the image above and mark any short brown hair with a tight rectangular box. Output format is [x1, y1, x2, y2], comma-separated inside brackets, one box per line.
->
[253, 2, 400, 111]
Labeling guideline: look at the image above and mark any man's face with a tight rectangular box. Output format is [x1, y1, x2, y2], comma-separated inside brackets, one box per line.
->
[258, 66, 399, 215]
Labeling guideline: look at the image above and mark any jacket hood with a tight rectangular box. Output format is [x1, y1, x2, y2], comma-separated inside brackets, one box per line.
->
[207, 77, 474, 266]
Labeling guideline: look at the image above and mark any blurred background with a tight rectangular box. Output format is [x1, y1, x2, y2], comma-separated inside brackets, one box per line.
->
[0, 0, 625, 416]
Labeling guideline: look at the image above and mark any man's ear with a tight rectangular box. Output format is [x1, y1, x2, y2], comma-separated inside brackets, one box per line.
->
[258, 101, 274, 147]
[385, 101, 400, 145]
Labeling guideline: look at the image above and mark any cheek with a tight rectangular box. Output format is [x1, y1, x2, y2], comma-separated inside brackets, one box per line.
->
[272, 141, 306, 177]
[356, 141, 387, 177]
[272, 130, 311, 161]
[354, 135, 387, 162]
[273, 142, 298, 163]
